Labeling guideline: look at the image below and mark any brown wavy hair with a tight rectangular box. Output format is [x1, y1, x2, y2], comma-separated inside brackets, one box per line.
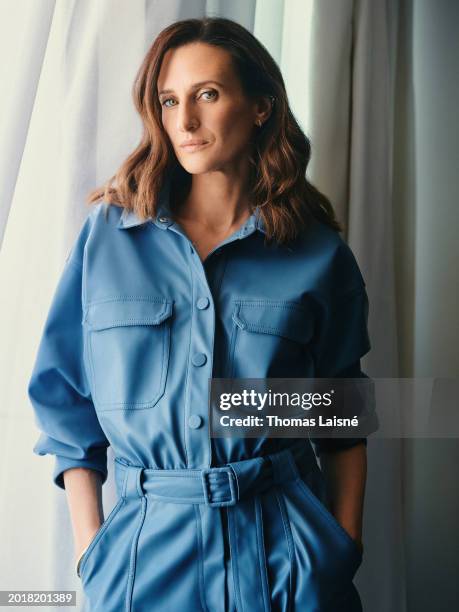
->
[87, 16, 342, 244]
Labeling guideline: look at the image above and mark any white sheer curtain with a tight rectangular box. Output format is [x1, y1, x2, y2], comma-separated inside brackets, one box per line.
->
[0, 1, 257, 608]
[2, 1, 456, 611]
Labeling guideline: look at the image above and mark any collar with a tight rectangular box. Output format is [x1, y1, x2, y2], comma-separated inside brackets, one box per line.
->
[116, 180, 266, 235]
[116, 179, 172, 230]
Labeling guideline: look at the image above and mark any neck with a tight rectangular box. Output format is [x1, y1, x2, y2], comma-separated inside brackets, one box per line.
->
[173, 167, 253, 233]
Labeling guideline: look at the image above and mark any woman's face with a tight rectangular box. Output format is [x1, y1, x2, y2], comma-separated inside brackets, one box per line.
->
[157, 42, 263, 176]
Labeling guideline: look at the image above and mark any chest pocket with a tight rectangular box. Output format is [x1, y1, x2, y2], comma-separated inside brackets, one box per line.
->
[83, 297, 173, 411]
[228, 299, 314, 379]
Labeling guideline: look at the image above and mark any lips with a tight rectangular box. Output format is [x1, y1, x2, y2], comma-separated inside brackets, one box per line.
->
[180, 141, 210, 153]
[180, 140, 208, 148]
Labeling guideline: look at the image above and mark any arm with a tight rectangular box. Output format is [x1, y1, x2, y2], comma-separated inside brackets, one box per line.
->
[28, 212, 110, 574]
[309, 265, 373, 555]
[63, 468, 104, 564]
[319, 442, 366, 553]
[28, 253, 110, 489]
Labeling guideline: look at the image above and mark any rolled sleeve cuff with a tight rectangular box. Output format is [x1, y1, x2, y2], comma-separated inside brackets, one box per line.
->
[310, 437, 367, 457]
[53, 453, 108, 491]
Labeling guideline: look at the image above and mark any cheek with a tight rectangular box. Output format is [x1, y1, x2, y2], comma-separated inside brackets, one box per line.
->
[161, 114, 174, 140]
[216, 110, 254, 147]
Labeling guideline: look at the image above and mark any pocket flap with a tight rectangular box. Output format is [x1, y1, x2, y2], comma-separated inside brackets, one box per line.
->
[232, 300, 313, 344]
[83, 297, 173, 331]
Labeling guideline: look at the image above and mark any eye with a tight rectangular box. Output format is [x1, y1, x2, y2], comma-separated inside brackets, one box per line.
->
[200, 89, 218, 101]
[161, 98, 176, 108]
[160, 89, 218, 108]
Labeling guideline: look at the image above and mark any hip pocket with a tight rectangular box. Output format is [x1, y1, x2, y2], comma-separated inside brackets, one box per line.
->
[79, 496, 147, 610]
[295, 474, 363, 561]
[83, 296, 173, 410]
[78, 497, 125, 579]
[280, 468, 363, 587]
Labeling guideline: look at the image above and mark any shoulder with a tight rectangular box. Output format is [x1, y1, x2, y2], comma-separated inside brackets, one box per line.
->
[294, 218, 367, 299]
[65, 202, 124, 268]
[87, 201, 124, 226]
[82, 201, 128, 240]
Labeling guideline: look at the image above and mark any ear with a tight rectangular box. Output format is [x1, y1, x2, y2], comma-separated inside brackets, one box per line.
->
[254, 95, 274, 126]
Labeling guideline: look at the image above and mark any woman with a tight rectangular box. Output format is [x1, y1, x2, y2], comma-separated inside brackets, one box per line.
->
[28, 17, 371, 612]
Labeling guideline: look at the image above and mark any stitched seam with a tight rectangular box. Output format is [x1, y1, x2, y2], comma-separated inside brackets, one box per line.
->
[86, 402, 166, 411]
[121, 465, 129, 498]
[79, 497, 125, 578]
[87, 319, 169, 409]
[194, 505, 210, 612]
[125, 496, 147, 612]
[137, 471, 204, 477]
[254, 495, 271, 611]
[232, 302, 312, 342]
[118, 463, 208, 473]
[87, 317, 169, 329]
[183, 251, 194, 467]
[156, 315, 168, 409]
[204, 303, 217, 471]
[135, 467, 144, 498]
[244, 324, 294, 335]
[217, 253, 231, 377]
[287, 452, 346, 534]
[227, 508, 244, 612]
[86, 296, 170, 305]
[234, 301, 306, 310]
[275, 487, 295, 612]
[83, 299, 172, 328]
[145, 495, 206, 503]
[295, 478, 361, 556]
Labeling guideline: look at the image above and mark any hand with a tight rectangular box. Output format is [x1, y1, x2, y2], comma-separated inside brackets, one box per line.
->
[352, 537, 364, 555]
[338, 522, 364, 555]
[75, 542, 90, 565]
[74, 527, 100, 578]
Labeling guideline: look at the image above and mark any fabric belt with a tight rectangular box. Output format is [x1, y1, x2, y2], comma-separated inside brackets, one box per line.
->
[113, 440, 319, 611]
[114, 439, 317, 503]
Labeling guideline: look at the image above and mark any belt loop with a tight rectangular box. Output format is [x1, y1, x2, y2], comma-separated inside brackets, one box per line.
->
[136, 466, 145, 498]
[120, 463, 145, 499]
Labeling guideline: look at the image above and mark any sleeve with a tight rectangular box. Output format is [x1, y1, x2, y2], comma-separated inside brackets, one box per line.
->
[309, 243, 374, 457]
[28, 212, 110, 490]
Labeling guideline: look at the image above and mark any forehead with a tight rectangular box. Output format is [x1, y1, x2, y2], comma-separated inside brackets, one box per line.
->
[157, 42, 236, 90]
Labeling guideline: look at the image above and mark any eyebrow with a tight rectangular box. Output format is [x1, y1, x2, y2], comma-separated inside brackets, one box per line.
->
[158, 80, 225, 97]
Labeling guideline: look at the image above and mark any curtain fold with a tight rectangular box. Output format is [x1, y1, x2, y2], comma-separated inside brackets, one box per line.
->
[0, 0, 56, 248]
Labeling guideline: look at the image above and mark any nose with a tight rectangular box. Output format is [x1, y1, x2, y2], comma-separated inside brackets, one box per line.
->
[176, 99, 199, 133]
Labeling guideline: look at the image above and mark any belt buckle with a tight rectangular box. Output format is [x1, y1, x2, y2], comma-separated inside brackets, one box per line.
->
[201, 466, 237, 507]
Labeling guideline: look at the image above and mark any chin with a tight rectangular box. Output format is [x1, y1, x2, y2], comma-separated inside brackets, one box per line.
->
[180, 161, 220, 175]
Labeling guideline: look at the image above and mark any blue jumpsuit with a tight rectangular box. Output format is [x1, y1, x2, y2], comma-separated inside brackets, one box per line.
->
[28, 178, 371, 612]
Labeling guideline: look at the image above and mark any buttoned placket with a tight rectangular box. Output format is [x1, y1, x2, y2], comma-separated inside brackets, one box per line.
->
[152, 209, 259, 469]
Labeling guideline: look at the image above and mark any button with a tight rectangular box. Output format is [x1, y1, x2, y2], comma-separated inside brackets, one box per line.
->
[188, 415, 203, 429]
[197, 297, 209, 310]
[192, 352, 207, 367]
[158, 216, 169, 223]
